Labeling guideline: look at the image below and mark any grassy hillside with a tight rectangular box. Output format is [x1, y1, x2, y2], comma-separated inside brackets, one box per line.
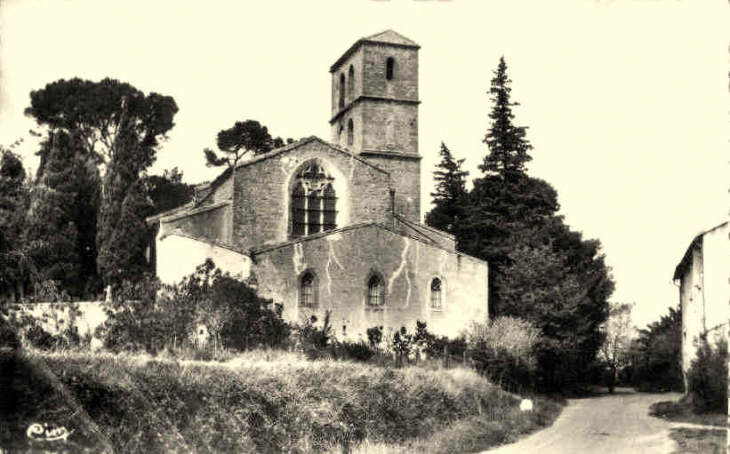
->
[1, 349, 563, 453]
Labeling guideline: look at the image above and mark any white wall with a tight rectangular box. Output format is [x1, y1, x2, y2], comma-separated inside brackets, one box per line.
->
[156, 233, 251, 285]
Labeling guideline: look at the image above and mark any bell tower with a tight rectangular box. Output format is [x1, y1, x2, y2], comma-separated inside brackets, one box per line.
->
[329, 30, 422, 221]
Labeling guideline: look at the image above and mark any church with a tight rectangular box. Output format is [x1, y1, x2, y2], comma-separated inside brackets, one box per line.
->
[147, 30, 488, 338]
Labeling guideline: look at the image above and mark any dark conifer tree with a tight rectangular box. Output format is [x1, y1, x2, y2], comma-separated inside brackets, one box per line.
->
[425, 142, 469, 234]
[480, 56, 533, 178]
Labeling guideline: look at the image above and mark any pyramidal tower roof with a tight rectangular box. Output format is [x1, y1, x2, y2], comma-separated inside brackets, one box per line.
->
[330, 29, 420, 72]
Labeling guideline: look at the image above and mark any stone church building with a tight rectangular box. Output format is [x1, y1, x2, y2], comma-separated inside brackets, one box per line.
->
[147, 31, 488, 338]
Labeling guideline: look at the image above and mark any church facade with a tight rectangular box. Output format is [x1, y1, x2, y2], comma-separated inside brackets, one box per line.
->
[147, 31, 489, 339]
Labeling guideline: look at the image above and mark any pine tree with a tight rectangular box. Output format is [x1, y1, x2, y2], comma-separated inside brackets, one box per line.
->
[97, 178, 152, 286]
[480, 57, 533, 178]
[425, 142, 469, 234]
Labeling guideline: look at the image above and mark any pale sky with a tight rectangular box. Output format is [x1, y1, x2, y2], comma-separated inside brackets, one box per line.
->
[1, 0, 727, 329]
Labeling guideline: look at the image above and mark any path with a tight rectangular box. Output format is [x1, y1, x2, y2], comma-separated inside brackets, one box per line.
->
[486, 388, 696, 454]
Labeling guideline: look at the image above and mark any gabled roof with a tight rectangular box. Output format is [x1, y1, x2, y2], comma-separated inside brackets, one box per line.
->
[673, 221, 728, 281]
[147, 136, 390, 224]
[330, 29, 420, 73]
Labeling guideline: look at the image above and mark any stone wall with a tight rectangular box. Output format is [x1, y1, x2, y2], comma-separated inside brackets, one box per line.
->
[252, 223, 488, 339]
[160, 202, 233, 245]
[232, 139, 392, 251]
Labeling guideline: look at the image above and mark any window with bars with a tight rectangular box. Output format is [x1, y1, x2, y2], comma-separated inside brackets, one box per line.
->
[368, 274, 384, 307]
[430, 278, 442, 309]
[300, 272, 316, 307]
[290, 163, 337, 239]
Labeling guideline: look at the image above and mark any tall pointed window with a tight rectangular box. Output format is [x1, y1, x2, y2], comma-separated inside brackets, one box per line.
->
[290, 162, 338, 238]
[348, 65, 355, 99]
[430, 278, 442, 310]
[386, 57, 395, 80]
[339, 73, 346, 109]
[347, 119, 354, 146]
[368, 274, 384, 307]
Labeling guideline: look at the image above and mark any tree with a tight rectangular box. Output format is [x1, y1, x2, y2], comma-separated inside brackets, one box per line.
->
[425, 142, 469, 234]
[0, 148, 33, 301]
[25, 78, 178, 172]
[480, 56, 532, 177]
[598, 302, 635, 393]
[203, 120, 279, 169]
[97, 178, 153, 286]
[25, 131, 102, 297]
[630, 305, 683, 392]
[25, 78, 178, 288]
[146, 167, 194, 216]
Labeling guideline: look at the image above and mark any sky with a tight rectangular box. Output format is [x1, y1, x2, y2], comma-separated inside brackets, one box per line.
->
[1, 0, 727, 329]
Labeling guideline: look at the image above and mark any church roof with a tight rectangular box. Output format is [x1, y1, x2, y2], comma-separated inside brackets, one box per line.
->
[330, 29, 420, 73]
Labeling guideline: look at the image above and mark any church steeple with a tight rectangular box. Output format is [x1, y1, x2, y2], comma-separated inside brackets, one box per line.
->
[329, 30, 422, 221]
[330, 30, 420, 156]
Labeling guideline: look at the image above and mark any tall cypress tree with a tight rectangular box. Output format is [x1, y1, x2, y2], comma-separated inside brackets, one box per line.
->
[425, 142, 469, 234]
[480, 56, 533, 178]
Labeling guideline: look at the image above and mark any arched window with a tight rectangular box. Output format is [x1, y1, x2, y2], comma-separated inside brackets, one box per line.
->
[338, 125, 344, 144]
[368, 274, 384, 306]
[348, 65, 355, 98]
[386, 57, 395, 80]
[339, 73, 346, 109]
[300, 272, 317, 307]
[430, 278, 442, 309]
[347, 119, 354, 146]
[290, 162, 337, 238]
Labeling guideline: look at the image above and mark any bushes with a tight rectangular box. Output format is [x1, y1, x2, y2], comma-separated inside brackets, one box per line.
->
[466, 316, 542, 393]
[98, 259, 290, 354]
[687, 337, 727, 414]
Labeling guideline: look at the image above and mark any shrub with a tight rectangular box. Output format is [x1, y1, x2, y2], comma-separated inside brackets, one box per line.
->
[24, 324, 56, 350]
[295, 311, 333, 359]
[687, 337, 727, 414]
[366, 325, 383, 348]
[98, 260, 290, 354]
[466, 316, 542, 393]
[0, 316, 20, 349]
[341, 340, 376, 362]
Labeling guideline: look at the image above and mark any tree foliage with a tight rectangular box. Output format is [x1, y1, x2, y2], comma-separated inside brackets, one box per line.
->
[425, 142, 469, 234]
[450, 57, 614, 390]
[145, 167, 194, 216]
[630, 305, 683, 392]
[0, 149, 32, 301]
[204, 120, 283, 169]
[598, 302, 635, 393]
[25, 77, 178, 169]
[25, 78, 179, 290]
[480, 56, 532, 177]
[25, 131, 102, 296]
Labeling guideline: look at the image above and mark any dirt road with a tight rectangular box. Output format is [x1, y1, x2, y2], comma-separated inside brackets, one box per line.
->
[486, 388, 686, 454]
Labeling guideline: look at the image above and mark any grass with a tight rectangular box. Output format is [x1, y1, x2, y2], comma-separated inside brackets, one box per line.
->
[649, 397, 725, 427]
[669, 427, 725, 454]
[1, 348, 564, 453]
